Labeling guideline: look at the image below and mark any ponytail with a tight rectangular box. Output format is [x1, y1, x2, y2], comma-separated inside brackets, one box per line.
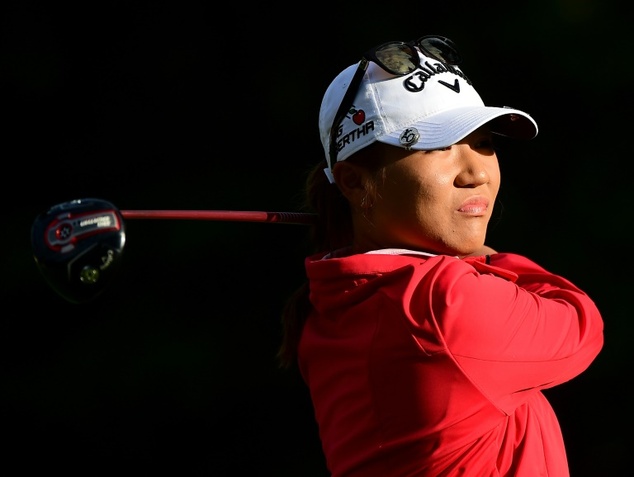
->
[277, 144, 388, 368]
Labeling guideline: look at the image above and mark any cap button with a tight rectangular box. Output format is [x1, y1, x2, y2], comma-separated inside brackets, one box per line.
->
[399, 127, 420, 148]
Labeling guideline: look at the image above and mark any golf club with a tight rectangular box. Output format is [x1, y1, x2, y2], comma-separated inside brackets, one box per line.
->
[31, 198, 316, 304]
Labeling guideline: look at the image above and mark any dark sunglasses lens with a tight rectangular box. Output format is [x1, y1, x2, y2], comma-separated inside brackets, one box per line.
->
[374, 43, 419, 75]
[419, 36, 462, 64]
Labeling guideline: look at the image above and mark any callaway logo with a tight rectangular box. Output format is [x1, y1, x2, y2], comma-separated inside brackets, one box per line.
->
[438, 79, 460, 93]
[403, 60, 471, 93]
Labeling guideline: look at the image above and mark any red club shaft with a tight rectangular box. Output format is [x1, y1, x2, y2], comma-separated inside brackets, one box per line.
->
[120, 209, 317, 225]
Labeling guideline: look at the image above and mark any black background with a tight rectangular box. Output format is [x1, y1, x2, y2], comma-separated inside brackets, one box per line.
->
[2, 1, 631, 475]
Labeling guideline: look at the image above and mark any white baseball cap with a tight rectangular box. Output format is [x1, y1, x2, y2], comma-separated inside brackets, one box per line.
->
[319, 46, 538, 180]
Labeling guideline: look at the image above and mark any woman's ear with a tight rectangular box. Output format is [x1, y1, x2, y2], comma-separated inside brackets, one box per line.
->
[332, 161, 367, 204]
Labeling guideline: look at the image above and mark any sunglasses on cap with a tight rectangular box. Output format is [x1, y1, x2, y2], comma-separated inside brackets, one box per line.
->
[328, 35, 463, 171]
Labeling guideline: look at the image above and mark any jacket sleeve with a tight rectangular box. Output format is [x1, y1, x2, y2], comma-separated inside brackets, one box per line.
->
[421, 253, 604, 415]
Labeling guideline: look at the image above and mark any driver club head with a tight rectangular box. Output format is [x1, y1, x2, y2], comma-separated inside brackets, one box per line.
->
[31, 198, 126, 304]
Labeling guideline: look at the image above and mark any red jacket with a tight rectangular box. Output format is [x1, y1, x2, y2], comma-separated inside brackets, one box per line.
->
[298, 249, 604, 477]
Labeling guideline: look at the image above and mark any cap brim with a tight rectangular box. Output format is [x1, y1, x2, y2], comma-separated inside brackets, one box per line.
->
[379, 106, 538, 150]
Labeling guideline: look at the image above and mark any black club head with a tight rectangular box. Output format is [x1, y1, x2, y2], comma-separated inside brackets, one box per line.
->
[31, 198, 126, 304]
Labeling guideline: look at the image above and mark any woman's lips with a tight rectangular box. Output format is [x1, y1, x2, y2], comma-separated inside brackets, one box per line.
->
[458, 197, 489, 215]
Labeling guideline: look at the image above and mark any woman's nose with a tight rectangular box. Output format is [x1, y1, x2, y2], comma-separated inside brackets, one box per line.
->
[454, 147, 492, 187]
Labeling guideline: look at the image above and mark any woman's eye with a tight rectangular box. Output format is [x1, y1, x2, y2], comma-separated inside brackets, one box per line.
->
[475, 138, 495, 150]
[424, 146, 451, 153]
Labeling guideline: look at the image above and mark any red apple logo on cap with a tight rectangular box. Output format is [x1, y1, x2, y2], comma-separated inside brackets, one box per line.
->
[349, 108, 365, 125]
